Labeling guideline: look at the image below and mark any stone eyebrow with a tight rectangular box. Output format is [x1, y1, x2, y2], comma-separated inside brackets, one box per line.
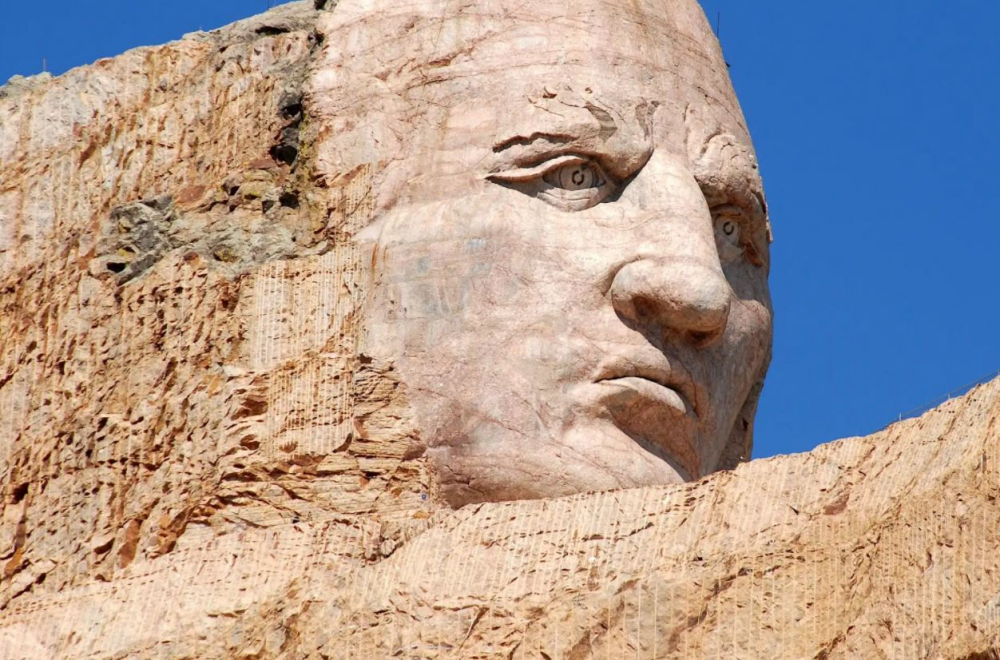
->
[492, 132, 575, 153]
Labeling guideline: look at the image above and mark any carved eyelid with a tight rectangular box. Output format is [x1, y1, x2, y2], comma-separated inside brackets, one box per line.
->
[710, 203, 748, 219]
[487, 154, 596, 183]
[705, 186, 766, 230]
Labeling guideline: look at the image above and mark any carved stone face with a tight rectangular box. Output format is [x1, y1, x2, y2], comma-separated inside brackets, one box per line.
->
[313, 0, 773, 507]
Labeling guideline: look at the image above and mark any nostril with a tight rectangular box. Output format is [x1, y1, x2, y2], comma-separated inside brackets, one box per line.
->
[689, 327, 724, 348]
[689, 330, 712, 344]
[632, 295, 658, 323]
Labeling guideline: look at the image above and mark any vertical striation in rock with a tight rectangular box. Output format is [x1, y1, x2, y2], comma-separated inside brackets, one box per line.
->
[0, 0, 433, 620]
[0, 2, 997, 659]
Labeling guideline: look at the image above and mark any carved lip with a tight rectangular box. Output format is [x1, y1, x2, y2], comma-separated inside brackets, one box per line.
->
[593, 357, 701, 420]
[589, 357, 703, 480]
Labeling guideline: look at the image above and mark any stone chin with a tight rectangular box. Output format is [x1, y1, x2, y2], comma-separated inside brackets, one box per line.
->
[316, 0, 774, 507]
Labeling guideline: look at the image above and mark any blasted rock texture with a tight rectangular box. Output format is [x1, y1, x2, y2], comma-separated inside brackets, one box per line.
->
[0, 1, 998, 658]
[1, 0, 435, 629]
[1, 379, 998, 658]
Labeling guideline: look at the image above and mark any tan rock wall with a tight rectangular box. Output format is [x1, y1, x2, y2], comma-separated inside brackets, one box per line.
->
[1, 3, 998, 659]
[0, 377, 997, 658]
[0, 2, 434, 618]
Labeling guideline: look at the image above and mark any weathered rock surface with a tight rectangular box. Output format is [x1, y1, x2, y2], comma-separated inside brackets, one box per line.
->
[1, 377, 998, 658]
[1, 0, 432, 628]
[1, 2, 998, 658]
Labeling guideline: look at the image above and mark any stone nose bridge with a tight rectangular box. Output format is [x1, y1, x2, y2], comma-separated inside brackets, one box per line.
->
[604, 146, 733, 345]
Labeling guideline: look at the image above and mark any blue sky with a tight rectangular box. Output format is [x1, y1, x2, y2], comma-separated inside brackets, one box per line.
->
[2, 1, 998, 459]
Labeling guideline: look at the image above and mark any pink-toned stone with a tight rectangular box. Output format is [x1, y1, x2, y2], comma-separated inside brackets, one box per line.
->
[1, 2, 997, 659]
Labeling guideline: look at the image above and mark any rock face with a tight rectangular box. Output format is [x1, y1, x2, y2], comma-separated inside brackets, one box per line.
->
[0, 1, 997, 658]
[312, 0, 775, 508]
[0, 379, 998, 658]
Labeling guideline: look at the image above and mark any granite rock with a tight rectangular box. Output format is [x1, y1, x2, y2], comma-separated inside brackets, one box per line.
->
[0, 2, 997, 658]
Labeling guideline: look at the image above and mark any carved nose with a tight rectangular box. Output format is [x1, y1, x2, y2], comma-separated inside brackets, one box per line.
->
[610, 259, 732, 346]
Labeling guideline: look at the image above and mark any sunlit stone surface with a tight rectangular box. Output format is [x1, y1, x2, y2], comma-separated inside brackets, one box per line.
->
[312, 0, 773, 508]
[0, 2, 996, 658]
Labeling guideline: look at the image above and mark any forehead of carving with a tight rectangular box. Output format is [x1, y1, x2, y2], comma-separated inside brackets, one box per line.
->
[317, 0, 741, 120]
[312, 0, 756, 205]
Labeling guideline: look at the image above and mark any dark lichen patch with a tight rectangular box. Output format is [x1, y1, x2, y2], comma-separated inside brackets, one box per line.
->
[91, 200, 176, 283]
[92, 172, 321, 285]
[269, 90, 305, 167]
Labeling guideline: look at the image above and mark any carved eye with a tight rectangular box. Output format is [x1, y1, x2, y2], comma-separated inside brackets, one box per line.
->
[721, 219, 738, 240]
[544, 162, 600, 190]
[487, 154, 615, 212]
[713, 212, 745, 264]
